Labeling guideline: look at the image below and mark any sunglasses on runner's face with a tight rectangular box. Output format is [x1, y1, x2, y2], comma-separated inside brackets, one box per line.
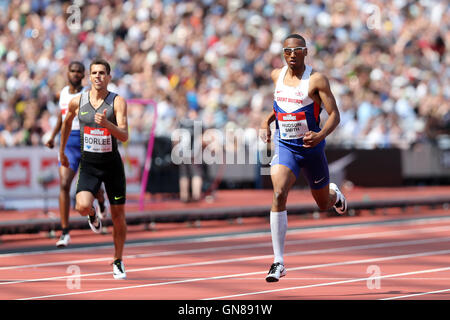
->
[283, 47, 306, 54]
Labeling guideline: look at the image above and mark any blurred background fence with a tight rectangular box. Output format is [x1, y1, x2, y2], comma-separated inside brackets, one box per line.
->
[1, 139, 449, 207]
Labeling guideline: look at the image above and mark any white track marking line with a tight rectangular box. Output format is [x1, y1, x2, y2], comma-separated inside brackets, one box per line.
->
[5, 277, 450, 282]
[2, 235, 450, 286]
[3, 215, 450, 258]
[203, 266, 450, 300]
[381, 288, 450, 300]
[2, 228, 450, 285]
[3, 223, 450, 271]
[17, 249, 450, 300]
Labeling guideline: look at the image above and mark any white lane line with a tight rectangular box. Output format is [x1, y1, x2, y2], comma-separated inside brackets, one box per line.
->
[2, 233, 450, 286]
[203, 266, 450, 300]
[6, 277, 450, 282]
[3, 214, 450, 258]
[2, 235, 450, 286]
[3, 223, 450, 271]
[16, 248, 450, 300]
[381, 288, 450, 300]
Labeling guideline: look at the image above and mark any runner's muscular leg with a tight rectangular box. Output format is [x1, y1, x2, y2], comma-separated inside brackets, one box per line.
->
[310, 184, 337, 211]
[59, 166, 76, 228]
[110, 204, 127, 260]
[95, 187, 105, 203]
[75, 191, 96, 216]
[270, 164, 297, 212]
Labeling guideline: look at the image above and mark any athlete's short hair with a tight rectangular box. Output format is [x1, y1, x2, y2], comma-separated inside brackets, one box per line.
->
[90, 57, 111, 75]
[68, 61, 85, 72]
[284, 34, 307, 46]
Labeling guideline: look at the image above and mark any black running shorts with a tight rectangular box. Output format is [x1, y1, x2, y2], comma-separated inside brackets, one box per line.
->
[76, 154, 126, 205]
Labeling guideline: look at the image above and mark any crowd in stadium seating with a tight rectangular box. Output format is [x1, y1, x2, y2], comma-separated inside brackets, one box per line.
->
[0, 0, 448, 150]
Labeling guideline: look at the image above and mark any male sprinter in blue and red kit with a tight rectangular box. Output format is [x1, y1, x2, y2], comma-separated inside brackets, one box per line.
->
[46, 61, 108, 248]
[260, 34, 348, 282]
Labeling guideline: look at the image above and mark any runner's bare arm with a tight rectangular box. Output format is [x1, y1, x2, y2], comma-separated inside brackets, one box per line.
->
[260, 110, 275, 143]
[59, 95, 80, 167]
[259, 68, 282, 143]
[303, 73, 340, 148]
[45, 110, 62, 149]
[94, 95, 128, 142]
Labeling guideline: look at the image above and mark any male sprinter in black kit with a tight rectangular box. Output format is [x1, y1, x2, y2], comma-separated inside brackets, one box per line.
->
[45, 61, 108, 248]
[59, 58, 128, 279]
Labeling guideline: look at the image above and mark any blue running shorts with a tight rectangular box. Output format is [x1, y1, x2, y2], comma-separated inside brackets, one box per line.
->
[60, 130, 81, 173]
[271, 140, 329, 190]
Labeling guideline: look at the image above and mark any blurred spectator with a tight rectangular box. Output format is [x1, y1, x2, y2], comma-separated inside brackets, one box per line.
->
[176, 106, 205, 202]
[0, 0, 448, 151]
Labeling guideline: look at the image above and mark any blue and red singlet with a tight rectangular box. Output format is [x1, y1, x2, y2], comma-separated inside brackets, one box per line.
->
[271, 65, 329, 189]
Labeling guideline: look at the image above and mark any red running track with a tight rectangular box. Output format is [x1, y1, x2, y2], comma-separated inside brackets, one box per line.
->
[2, 185, 450, 223]
[0, 206, 449, 301]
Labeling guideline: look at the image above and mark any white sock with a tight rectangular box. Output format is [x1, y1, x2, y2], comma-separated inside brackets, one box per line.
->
[270, 211, 287, 265]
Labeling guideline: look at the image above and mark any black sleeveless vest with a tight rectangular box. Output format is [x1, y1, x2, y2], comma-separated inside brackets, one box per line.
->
[78, 91, 120, 163]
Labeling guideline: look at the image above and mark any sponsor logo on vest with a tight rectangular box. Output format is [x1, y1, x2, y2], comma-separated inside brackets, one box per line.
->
[90, 129, 104, 135]
[282, 114, 297, 121]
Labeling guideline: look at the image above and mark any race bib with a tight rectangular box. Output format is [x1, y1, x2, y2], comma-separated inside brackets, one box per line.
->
[277, 112, 309, 140]
[83, 127, 112, 153]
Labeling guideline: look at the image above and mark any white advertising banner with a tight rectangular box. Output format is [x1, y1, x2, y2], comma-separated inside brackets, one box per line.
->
[0, 145, 145, 199]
